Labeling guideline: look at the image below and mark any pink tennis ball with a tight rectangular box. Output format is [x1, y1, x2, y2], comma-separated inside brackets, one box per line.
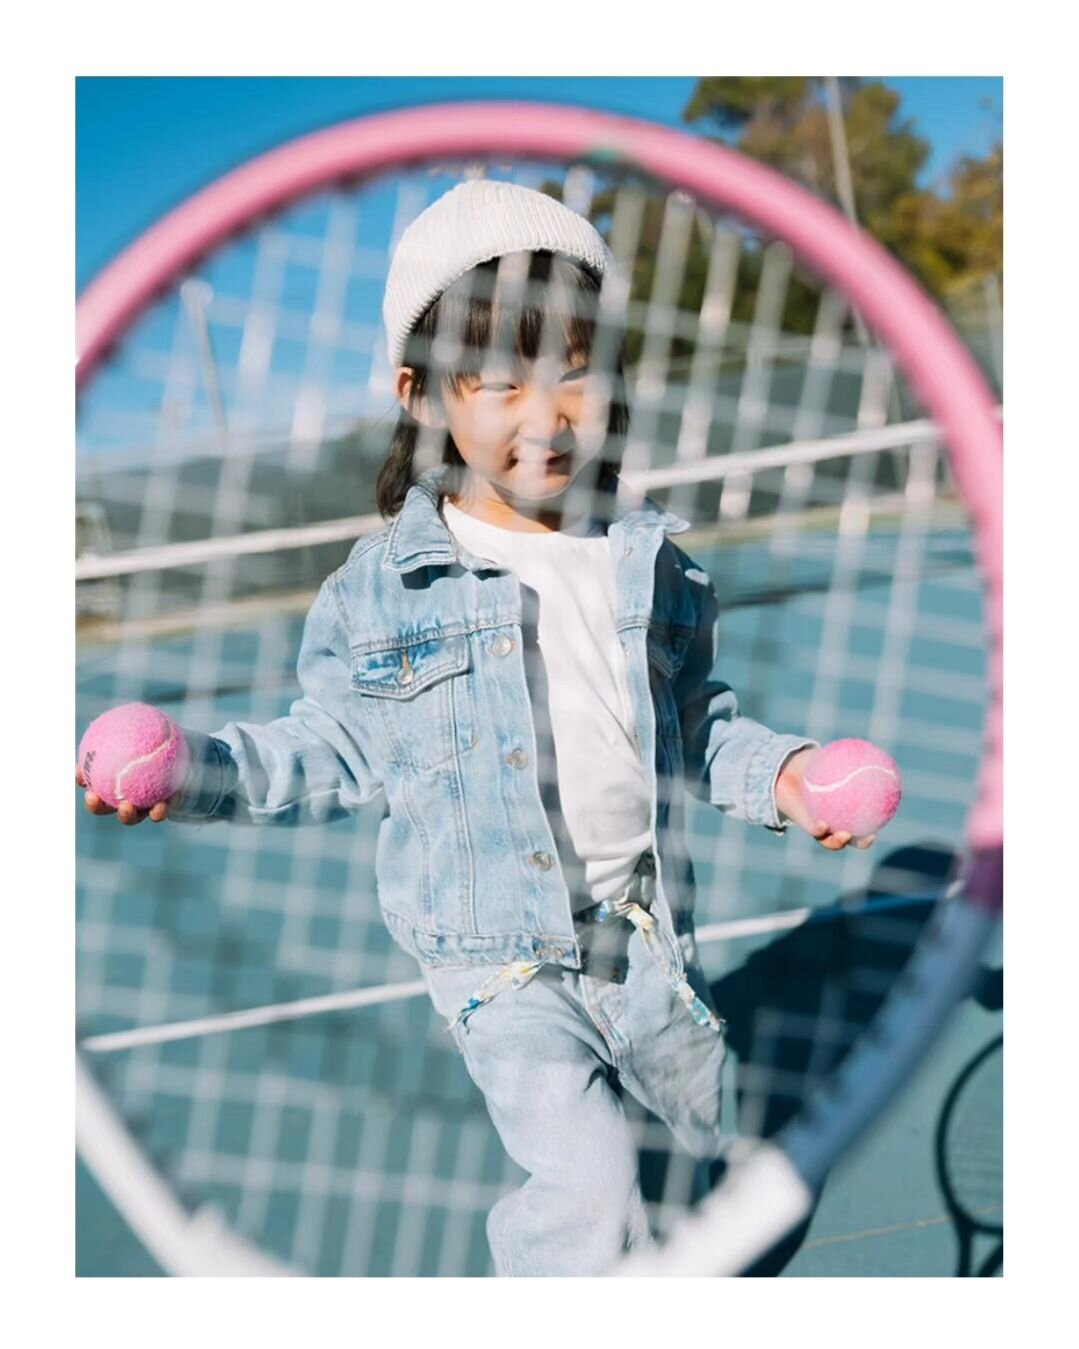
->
[78, 703, 189, 809]
[800, 738, 903, 838]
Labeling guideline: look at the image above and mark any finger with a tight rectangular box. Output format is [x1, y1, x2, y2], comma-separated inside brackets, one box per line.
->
[117, 800, 149, 826]
[84, 790, 116, 816]
[75, 764, 85, 788]
[811, 820, 830, 839]
[149, 801, 170, 823]
[785, 802, 823, 836]
[854, 834, 877, 850]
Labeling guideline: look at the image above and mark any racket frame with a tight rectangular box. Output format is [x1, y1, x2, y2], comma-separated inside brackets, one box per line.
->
[77, 100, 1003, 1277]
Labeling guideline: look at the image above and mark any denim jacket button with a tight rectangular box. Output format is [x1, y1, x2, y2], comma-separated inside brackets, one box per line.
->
[508, 748, 528, 769]
[624, 545, 633, 557]
[531, 850, 554, 870]
[493, 635, 514, 657]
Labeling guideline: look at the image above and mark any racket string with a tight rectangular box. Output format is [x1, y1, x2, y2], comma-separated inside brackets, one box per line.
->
[78, 147, 1000, 1276]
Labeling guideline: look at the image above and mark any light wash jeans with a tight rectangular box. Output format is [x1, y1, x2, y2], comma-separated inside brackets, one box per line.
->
[421, 853, 728, 1276]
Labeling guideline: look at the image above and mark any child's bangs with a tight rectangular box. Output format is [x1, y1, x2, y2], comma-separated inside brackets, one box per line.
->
[434, 253, 603, 392]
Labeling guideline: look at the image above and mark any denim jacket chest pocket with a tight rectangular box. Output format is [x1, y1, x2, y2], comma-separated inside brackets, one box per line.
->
[350, 632, 479, 773]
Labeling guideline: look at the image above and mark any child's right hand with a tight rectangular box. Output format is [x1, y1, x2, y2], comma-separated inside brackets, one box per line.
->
[75, 764, 174, 825]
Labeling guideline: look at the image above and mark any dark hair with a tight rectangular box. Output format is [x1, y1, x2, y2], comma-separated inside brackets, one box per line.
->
[376, 250, 629, 520]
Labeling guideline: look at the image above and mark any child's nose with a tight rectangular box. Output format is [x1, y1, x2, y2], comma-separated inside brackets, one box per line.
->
[518, 383, 571, 445]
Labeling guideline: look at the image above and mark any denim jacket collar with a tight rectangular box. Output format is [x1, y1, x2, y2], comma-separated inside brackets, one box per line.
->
[383, 463, 691, 574]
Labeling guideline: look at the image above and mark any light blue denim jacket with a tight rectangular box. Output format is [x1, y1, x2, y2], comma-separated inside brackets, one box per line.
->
[171, 464, 814, 975]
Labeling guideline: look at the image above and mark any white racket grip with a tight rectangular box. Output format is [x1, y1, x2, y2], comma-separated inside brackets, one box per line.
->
[611, 1138, 814, 1277]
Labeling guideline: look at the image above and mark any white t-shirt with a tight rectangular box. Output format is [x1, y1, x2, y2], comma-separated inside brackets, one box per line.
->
[442, 497, 653, 909]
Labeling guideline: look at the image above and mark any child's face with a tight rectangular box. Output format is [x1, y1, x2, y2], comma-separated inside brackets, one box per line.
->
[399, 351, 612, 504]
[445, 351, 610, 502]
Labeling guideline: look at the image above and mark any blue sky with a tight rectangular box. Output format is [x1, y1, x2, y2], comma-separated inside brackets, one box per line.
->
[77, 76, 1002, 291]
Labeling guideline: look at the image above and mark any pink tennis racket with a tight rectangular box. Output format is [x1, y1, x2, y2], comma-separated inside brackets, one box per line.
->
[76, 101, 1001, 1277]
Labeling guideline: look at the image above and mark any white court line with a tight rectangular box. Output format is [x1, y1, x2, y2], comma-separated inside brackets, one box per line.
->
[80, 975, 428, 1053]
[79, 891, 941, 1055]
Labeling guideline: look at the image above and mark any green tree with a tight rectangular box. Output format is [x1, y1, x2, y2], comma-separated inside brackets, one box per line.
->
[681, 77, 1002, 305]
[540, 79, 1000, 370]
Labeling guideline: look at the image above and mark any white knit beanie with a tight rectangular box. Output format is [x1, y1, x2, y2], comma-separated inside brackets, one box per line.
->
[382, 179, 615, 368]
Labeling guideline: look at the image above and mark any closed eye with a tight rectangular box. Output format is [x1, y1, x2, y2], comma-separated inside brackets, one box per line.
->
[477, 366, 588, 392]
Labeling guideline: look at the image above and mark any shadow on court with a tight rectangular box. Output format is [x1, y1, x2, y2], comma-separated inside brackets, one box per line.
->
[632, 839, 1003, 1276]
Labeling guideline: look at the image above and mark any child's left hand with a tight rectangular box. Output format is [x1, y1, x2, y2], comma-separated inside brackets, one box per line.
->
[775, 748, 877, 852]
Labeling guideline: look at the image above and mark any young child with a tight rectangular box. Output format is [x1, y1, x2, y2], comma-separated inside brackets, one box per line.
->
[78, 180, 874, 1277]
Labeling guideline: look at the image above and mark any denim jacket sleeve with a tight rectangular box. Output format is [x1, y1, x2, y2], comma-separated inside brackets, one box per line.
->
[168, 577, 384, 825]
[672, 567, 816, 832]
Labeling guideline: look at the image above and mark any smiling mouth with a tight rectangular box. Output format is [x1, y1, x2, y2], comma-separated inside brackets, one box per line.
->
[515, 451, 572, 468]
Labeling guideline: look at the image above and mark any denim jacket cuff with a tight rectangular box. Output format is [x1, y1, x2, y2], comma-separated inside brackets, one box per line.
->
[169, 730, 230, 821]
[746, 735, 819, 833]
